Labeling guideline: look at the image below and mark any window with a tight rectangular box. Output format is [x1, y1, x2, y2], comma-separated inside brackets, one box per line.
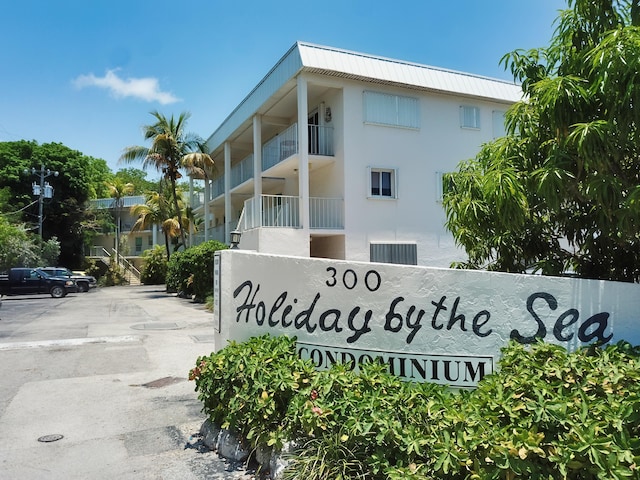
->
[492, 110, 507, 138]
[369, 167, 397, 198]
[363, 91, 419, 129]
[460, 106, 480, 129]
[370, 243, 418, 265]
[135, 237, 142, 254]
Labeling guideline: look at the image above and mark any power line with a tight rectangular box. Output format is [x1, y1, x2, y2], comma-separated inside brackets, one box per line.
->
[0, 199, 39, 216]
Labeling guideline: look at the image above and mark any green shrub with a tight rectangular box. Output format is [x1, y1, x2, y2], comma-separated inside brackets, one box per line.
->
[84, 258, 106, 280]
[190, 335, 316, 451]
[99, 258, 127, 286]
[438, 341, 640, 479]
[140, 245, 167, 285]
[284, 361, 451, 479]
[191, 338, 640, 479]
[166, 240, 227, 301]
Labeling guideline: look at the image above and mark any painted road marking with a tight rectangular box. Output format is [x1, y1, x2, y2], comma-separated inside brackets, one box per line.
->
[0, 335, 143, 351]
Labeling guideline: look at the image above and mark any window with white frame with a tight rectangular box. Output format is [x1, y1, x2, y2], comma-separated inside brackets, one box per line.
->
[492, 110, 507, 138]
[363, 91, 419, 129]
[370, 243, 418, 265]
[460, 105, 480, 129]
[368, 167, 397, 198]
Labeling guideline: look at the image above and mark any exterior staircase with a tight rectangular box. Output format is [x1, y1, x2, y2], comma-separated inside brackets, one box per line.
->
[94, 248, 142, 286]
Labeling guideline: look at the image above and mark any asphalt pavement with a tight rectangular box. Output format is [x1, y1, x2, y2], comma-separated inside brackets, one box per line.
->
[0, 285, 253, 479]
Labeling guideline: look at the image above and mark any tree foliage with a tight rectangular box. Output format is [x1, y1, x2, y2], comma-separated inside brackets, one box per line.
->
[443, 0, 640, 282]
[131, 190, 182, 260]
[112, 167, 160, 195]
[120, 111, 212, 251]
[0, 217, 60, 270]
[165, 239, 227, 301]
[0, 140, 110, 268]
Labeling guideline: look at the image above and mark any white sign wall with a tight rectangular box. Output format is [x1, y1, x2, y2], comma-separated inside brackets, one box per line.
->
[214, 250, 640, 387]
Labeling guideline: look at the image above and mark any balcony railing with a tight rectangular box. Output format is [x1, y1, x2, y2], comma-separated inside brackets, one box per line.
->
[262, 124, 298, 171]
[192, 224, 226, 245]
[243, 195, 300, 229]
[310, 197, 343, 229]
[90, 195, 146, 209]
[204, 123, 334, 202]
[211, 174, 225, 199]
[191, 191, 204, 209]
[309, 125, 334, 156]
[241, 195, 343, 230]
[231, 154, 254, 188]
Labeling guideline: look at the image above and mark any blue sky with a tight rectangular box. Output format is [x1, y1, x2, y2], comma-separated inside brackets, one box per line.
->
[1, 0, 565, 179]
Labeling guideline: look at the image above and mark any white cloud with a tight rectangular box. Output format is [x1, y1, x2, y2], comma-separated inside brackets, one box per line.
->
[73, 69, 180, 104]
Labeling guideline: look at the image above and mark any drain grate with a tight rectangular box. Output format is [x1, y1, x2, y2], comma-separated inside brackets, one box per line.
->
[191, 335, 216, 343]
[139, 376, 185, 388]
[130, 322, 185, 330]
[38, 434, 64, 443]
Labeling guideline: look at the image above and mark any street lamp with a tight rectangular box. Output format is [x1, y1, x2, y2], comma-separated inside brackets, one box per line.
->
[24, 164, 59, 239]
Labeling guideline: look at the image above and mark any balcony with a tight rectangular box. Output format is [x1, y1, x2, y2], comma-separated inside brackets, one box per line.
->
[262, 123, 334, 171]
[192, 224, 225, 244]
[211, 174, 225, 199]
[262, 124, 298, 171]
[90, 195, 146, 210]
[231, 154, 254, 188]
[242, 195, 343, 230]
[206, 122, 335, 202]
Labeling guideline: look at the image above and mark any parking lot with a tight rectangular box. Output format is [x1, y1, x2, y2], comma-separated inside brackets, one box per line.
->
[0, 286, 252, 479]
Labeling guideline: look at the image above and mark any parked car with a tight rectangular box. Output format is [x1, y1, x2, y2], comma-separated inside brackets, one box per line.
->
[0, 268, 78, 298]
[38, 267, 97, 293]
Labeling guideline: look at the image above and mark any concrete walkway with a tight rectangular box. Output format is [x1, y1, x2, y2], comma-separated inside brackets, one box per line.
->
[0, 285, 252, 479]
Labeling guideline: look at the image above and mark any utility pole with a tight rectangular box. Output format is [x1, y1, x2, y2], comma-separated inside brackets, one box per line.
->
[25, 164, 59, 239]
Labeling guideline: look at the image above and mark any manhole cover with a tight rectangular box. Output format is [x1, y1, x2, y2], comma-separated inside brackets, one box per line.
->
[38, 434, 64, 443]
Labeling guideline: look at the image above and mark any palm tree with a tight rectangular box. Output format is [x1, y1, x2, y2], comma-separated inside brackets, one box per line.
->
[182, 144, 215, 243]
[120, 111, 206, 250]
[105, 179, 134, 258]
[130, 191, 180, 260]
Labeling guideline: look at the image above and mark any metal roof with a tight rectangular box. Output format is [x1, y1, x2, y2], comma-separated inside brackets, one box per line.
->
[205, 41, 522, 153]
[297, 42, 522, 102]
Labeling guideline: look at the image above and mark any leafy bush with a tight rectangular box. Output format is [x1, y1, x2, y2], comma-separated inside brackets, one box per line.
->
[284, 361, 451, 479]
[140, 245, 167, 284]
[191, 335, 316, 451]
[441, 341, 640, 479]
[98, 258, 127, 286]
[165, 240, 227, 301]
[0, 216, 60, 270]
[191, 338, 640, 479]
[84, 258, 107, 281]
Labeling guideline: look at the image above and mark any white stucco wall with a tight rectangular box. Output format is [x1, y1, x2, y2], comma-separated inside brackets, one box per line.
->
[339, 81, 513, 267]
[215, 250, 640, 387]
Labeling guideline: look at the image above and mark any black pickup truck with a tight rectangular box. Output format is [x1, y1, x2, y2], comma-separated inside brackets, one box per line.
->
[0, 268, 78, 298]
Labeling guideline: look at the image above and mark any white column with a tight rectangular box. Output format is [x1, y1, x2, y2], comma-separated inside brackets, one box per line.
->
[252, 115, 263, 236]
[188, 177, 194, 246]
[253, 115, 262, 199]
[224, 142, 232, 244]
[297, 76, 310, 234]
[204, 178, 210, 242]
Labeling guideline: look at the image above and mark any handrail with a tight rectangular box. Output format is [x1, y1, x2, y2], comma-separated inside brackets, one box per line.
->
[109, 248, 141, 281]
